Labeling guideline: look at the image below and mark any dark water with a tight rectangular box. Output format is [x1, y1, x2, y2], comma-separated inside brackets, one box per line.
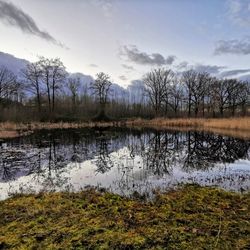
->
[0, 127, 250, 199]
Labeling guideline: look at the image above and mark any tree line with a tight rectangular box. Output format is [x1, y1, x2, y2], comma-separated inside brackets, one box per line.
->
[144, 68, 249, 117]
[0, 57, 249, 122]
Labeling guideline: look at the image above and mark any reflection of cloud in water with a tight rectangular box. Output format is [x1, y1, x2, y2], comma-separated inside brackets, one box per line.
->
[1, 147, 249, 200]
[0, 128, 249, 199]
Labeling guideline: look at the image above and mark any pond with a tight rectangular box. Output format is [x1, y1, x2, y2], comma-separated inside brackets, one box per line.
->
[0, 127, 250, 200]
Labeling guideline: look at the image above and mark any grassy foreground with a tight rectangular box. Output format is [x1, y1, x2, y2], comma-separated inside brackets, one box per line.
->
[0, 185, 249, 249]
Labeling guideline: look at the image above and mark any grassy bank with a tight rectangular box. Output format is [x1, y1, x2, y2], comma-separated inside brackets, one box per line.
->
[0, 117, 250, 139]
[0, 185, 249, 249]
[127, 117, 250, 139]
[0, 121, 120, 139]
[127, 117, 250, 131]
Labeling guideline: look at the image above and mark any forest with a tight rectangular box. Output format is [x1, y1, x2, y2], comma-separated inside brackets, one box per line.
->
[0, 57, 249, 122]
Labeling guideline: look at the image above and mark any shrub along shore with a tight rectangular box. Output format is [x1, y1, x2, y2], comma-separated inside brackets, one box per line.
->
[0, 185, 249, 249]
[0, 117, 250, 139]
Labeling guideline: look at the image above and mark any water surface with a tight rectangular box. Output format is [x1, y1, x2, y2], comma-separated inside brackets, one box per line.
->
[0, 128, 249, 199]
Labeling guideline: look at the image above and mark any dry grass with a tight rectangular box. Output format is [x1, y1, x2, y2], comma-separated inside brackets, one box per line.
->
[126, 117, 250, 139]
[0, 121, 120, 131]
[0, 130, 19, 139]
[0, 117, 249, 139]
[126, 117, 250, 130]
[0, 121, 122, 139]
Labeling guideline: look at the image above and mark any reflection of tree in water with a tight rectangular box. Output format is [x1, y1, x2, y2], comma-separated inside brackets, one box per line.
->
[92, 135, 114, 174]
[142, 131, 200, 176]
[143, 132, 172, 175]
[0, 128, 249, 195]
[30, 139, 72, 191]
[113, 130, 249, 194]
[140, 130, 249, 173]
[0, 148, 42, 182]
[0, 128, 128, 186]
[183, 131, 250, 172]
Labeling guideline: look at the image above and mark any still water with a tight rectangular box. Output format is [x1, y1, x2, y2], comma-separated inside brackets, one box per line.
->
[0, 128, 249, 200]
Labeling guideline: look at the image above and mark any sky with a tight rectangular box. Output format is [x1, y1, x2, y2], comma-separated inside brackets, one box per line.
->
[1, 0, 250, 86]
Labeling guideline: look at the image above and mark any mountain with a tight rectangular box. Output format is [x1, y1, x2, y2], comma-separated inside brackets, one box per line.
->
[239, 74, 250, 82]
[0, 51, 145, 103]
[69, 72, 94, 85]
[0, 52, 28, 75]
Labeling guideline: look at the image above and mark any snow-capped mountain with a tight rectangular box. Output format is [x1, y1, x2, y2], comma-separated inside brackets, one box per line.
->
[0, 52, 28, 75]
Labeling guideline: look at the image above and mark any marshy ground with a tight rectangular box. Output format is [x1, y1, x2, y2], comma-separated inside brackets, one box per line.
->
[0, 185, 249, 249]
[0, 121, 249, 249]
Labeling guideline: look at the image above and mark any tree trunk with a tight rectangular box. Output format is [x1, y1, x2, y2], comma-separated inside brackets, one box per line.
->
[188, 94, 191, 117]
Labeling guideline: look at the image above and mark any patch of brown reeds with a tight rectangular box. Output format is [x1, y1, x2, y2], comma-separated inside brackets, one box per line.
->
[0, 121, 123, 139]
[126, 117, 250, 139]
[0, 117, 249, 139]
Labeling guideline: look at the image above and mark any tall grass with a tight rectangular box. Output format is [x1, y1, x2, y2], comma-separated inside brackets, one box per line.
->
[0, 121, 119, 131]
[0, 117, 249, 139]
[127, 117, 250, 131]
[126, 117, 250, 139]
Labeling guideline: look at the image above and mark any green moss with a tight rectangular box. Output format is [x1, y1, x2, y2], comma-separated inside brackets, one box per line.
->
[0, 185, 249, 249]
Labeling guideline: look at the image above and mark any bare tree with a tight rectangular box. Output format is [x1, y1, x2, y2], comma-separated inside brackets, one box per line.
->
[227, 79, 245, 116]
[39, 57, 52, 112]
[39, 57, 67, 112]
[192, 72, 211, 117]
[211, 79, 229, 116]
[0, 66, 18, 100]
[143, 68, 174, 117]
[168, 78, 184, 116]
[90, 72, 112, 120]
[182, 70, 197, 117]
[182, 71, 211, 117]
[237, 81, 250, 116]
[66, 77, 81, 109]
[22, 62, 43, 112]
[50, 58, 67, 112]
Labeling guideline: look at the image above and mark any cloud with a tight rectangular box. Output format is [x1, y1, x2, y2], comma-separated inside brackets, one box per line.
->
[121, 64, 134, 70]
[175, 61, 189, 70]
[0, 0, 66, 48]
[192, 64, 226, 74]
[238, 74, 250, 81]
[175, 61, 225, 75]
[119, 75, 128, 81]
[89, 64, 98, 68]
[120, 45, 176, 66]
[91, 0, 115, 19]
[165, 55, 176, 65]
[218, 69, 250, 78]
[176, 60, 250, 80]
[214, 37, 250, 55]
[227, 0, 250, 27]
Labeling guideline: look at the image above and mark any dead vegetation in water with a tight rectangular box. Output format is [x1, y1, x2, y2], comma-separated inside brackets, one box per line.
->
[0, 185, 249, 249]
[0, 121, 117, 131]
[0, 117, 250, 139]
[0, 130, 19, 139]
[127, 117, 250, 130]
[0, 121, 121, 139]
[127, 117, 250, 139]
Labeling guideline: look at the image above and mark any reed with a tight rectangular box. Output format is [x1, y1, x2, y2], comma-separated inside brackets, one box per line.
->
[127, 117, 250, 131]
[0, 117, 249, 139]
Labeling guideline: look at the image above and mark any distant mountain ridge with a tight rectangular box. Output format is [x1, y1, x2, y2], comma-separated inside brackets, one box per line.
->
[0, 51, 145, 103]
[0, 52, 29, 75]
